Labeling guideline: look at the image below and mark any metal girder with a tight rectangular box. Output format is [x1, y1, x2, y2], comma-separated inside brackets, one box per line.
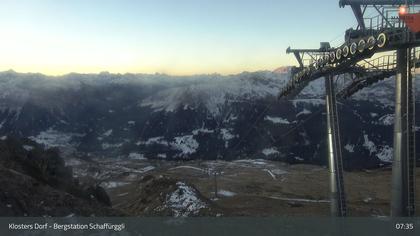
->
[337, 58, 420, 100]
[286, 44, 332, 68]
[350, 4, 366, 30]
[286, 48, 330, 54]
[336, 70, 395, 99]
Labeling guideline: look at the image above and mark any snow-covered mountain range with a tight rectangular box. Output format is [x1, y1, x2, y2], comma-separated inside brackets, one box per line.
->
[0, 69, 418, 169]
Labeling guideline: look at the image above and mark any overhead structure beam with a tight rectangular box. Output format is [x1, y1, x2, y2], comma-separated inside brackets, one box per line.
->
[286, 46, 331, 68]
[293, 52, 304, 68]
[373, 5, 394, 28]
[286, 47, 330, 54]
[350, 4, 366, 30]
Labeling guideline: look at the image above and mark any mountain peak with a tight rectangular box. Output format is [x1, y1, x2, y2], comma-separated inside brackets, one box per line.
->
[273, 66, 292, 74]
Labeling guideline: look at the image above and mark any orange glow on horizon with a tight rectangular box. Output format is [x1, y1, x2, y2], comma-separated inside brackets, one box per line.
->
[0, 63, 294, 77]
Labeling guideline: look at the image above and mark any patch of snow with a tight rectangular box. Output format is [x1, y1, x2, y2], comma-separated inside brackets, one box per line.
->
[216, 190, 236, 197]
[294, 156, 304, 161]
[362, 135, 393, 163]
[127, 121, 136, 125]
[363, 197, 373, 203]
[220, 128, 236, 140]
[165, 182, 207, 217]
[376, 145, 393, 163]
[192, 128, 214, 135]
[59, 119, 69, 125]
[344, 144, 355, 153]
[220, 128, 237, 148]
[128, 152, 146, 160]
[296, 109, 312, 117]
[29, 128, 84, 149]
[291, 99, 325, 107]
[378, 114, 394, 126]
[251, 160, 267, 165]
[100, 181, 129, 189]
[170, 135, 199, 156]
[136, 136, 169, 146]
[299, 131, 310, 145]
[226, 114, 238, 122]
[271, 169, 288, 175]
[157, 153, 167, 159]
[363, 135, 377, 155]
[103, 129, 113, 136]
[64, 213, 75, 218]
[264, 116, 290, 124]
[351, 77, 396, 107]
[298, 78, 325, 97]
[22, 145, 34, 151]
[262, 147, 279, 156]
[370, 113, 378, 118]
[101, 142, 124, 149]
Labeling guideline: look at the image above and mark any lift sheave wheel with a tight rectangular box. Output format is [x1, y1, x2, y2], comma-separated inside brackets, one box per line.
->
[377, 33, 387, 48]
[330, 51, 336, 62]
[324, 55, 330, 64]
[342, 45, 349, 57]
[367, 36, 376, 50]
[350, 42, 357, 55]
[336, 48, 342, 60]
[358, 39, 366, 53]
[317, 58, 323, 68]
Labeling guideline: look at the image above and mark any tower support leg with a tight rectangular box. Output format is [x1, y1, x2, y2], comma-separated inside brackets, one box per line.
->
[325, 75, 347, 217]
[391, 48, 416, 217]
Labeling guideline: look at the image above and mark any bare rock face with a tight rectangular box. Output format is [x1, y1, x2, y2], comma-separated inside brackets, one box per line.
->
[0, 137, 122, 216]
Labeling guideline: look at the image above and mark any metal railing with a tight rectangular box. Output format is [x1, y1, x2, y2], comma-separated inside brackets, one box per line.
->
[357, 53, 397, 72]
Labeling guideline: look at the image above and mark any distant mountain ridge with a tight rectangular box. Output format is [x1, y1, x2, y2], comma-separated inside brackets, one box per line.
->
[0, 70, 418, 169]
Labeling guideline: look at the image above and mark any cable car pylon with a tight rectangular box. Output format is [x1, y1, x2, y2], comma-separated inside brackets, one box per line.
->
[325, 75, 347, 217]
[279, 0, 420, 217]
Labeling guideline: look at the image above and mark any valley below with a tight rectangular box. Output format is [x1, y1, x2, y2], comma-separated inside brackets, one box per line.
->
[1, 70, 419, 218]
[68, 157, 420, 217]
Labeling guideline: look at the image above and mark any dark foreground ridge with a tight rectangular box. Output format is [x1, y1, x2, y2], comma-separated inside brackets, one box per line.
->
[0, 137, 122, 216]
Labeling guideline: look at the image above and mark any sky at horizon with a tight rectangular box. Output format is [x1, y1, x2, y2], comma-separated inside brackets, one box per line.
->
[0, 0, 357, 75]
